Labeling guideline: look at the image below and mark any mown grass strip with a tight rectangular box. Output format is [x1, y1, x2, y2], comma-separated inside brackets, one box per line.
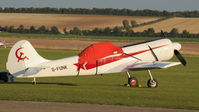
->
[0, 32, 199, 42]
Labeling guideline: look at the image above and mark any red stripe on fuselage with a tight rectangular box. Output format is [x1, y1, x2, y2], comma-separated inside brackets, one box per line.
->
[74, 44, 168, 70]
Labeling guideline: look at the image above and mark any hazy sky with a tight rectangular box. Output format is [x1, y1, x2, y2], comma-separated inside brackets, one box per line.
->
[0, 0, 198, 11]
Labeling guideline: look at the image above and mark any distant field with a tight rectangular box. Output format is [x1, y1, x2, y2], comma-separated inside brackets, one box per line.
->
[1, 32, 199, 55]
[133, 17, 199, 33]
[1, 13, 199, 34]
[0, 48, 198, 110]
[0, 13, 159, 32]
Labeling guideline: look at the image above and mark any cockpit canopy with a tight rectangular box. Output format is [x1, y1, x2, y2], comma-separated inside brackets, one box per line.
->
[78, 41, 123, 64]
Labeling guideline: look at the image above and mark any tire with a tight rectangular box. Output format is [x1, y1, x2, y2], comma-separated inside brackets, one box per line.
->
[32, 82, 36, 85]
[147, 78, 158, 88]
[128, 77, 138, 87]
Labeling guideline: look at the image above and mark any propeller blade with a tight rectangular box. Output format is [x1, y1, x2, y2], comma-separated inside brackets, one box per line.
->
[161, 30, 167, 38]
[174, 50, 187, 66]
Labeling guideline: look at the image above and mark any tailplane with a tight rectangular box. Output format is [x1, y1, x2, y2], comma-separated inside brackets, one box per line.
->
[6, 40, 49, 77]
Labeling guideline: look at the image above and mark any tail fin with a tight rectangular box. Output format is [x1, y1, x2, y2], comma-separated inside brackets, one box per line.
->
[6, 40, 48, 76]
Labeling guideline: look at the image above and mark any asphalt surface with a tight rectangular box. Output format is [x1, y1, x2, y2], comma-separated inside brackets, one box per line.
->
[0, 100, 198, 112]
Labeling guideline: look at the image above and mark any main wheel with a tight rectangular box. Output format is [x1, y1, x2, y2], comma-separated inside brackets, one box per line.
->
[128, 77, 138, 87]
[147, 78, 158, 88]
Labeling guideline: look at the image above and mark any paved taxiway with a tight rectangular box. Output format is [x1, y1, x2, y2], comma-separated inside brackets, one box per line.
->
[0, 100, 198, 112]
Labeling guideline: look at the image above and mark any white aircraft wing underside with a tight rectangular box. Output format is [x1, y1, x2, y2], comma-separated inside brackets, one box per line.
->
[15, 66, 49, 77]
[128, 61, 181, 70]
[103, 61, 181, 74]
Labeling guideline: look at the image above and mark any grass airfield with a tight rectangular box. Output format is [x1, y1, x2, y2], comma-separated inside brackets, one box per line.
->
[0, 48, 199, 110]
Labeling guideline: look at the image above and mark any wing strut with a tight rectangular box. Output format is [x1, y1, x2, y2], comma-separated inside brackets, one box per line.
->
[148, 45, 159, 61]
[123, 53, 142, 61]
[95, 60, 98, 75]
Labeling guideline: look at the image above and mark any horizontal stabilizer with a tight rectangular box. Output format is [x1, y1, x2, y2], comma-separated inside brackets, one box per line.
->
[16, 66, 48, 77]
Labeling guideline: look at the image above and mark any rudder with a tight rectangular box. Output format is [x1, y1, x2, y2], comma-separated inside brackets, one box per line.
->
[6, 40, 48, 76]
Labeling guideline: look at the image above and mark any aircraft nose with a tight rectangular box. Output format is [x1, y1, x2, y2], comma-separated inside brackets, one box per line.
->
[172, 42, 181, 51]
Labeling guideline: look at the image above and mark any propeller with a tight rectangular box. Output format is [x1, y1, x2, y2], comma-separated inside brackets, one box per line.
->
[161, 30, 167, 38]
[161, 30, 186, 66]
[174, 50, 187, 66]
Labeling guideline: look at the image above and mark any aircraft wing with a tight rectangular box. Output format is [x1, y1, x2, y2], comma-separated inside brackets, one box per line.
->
[24, 67, 44, 76]
[14, 66, 49, 77]
[3, 43, 15, 45]
[128, 61, 181, 70]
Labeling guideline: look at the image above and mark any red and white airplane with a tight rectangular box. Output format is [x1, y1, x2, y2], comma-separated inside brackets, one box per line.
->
[0, 40, 14, 48]
[6, 38, 186, 88]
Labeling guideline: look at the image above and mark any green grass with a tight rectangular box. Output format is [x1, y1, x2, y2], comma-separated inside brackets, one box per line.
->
[0, 32, 199, 42]
[0, 48, 199, 110]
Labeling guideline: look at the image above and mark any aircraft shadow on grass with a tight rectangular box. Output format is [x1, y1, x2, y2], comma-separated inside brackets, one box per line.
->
[0, 82, 78, 86]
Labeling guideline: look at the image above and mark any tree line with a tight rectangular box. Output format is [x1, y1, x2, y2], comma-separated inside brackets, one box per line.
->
[68, 27, 199, 38]
[0, 24, 198, 38]
[0, 25, 60, 34]
[0, 7, 199, 17]
[122, 17, 170, 29]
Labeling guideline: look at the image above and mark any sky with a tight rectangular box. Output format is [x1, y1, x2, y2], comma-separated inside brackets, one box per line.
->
[0, 0, 199, 11]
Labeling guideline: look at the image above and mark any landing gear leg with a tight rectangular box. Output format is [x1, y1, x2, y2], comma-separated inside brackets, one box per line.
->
[32, 77, 36, 85]
[147, 69, 158, 88]
[126, 71, 138, 87]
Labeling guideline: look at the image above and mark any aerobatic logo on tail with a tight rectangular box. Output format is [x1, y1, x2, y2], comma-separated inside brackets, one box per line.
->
[15, 47, 29, 62]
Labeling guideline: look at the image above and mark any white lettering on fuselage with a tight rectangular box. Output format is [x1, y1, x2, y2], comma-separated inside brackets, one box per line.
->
[51, 65, 68, 72]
